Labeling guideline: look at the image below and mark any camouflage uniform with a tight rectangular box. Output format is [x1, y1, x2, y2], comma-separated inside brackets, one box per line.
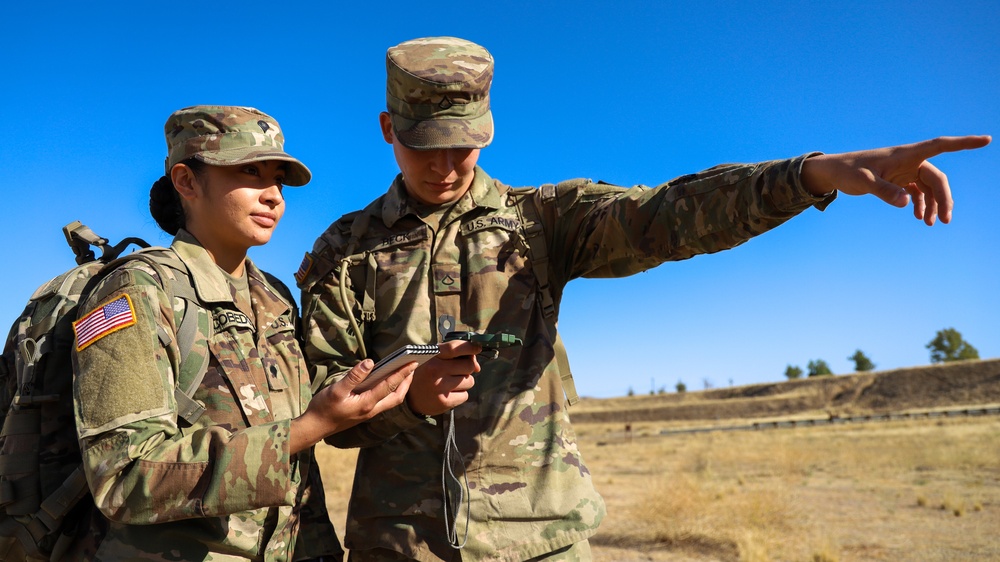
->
[296, 38, 835, 561]
[71, 231, 342, 561]
[299, 166, 833, 561]
[69, 105, 342, 561]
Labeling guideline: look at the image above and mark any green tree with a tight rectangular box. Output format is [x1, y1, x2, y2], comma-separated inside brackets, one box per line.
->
[926, 328, 979, 363]
[807, 359, 832, 377]
[784, 365, 803, 380]
[848, 349, 875, 372]
[675, 380, 687, 393]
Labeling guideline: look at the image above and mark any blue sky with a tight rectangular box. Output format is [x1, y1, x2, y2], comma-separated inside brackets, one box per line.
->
[3, 1, 997, 398]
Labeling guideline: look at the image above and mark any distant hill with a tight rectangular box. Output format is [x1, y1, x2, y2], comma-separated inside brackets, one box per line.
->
[570, 358, 1000, 424]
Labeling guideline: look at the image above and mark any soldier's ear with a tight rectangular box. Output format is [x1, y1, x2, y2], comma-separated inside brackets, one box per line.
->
[379, 112, 394, 145]
[171, 163, 199, 201]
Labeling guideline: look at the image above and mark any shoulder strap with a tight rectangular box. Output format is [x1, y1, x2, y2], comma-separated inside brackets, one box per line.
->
[509, 184, 580, 405]
[62, 220, 150, 266]
[338, 212, 376, 359]
[511, 184, 557, 319]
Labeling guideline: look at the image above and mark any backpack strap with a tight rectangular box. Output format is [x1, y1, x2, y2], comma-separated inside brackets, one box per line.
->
[171, 287, 210, 425]
[339, 212, 375, 360]
[62, 221, 150, 266]
[0, 470, 88, 561]
[101, 250, 211, 425]
[509, 184, 580, 405]
[514, 184, 557, 319]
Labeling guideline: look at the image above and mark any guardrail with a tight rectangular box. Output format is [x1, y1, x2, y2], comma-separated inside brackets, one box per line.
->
[657, 406, 1000, 436]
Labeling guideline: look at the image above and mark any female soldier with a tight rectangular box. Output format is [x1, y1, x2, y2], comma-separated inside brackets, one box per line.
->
[69, 105, 415, 561]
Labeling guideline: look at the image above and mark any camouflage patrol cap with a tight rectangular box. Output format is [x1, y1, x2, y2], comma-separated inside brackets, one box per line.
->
[164, 105, 311, 186]
[386, 37, 494, 150]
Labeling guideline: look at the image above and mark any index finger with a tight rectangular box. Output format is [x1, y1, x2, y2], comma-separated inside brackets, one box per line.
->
[910, 135, 991, 160]
[436, 339, 483, 359]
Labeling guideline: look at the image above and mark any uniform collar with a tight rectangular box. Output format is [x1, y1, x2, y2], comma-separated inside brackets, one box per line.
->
[170, 229, 269, 306]
[379, 166, 501, 228]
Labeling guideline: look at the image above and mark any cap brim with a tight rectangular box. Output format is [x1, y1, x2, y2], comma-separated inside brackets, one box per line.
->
[391, 111, 493, 150]
[196, 147, 312, 186]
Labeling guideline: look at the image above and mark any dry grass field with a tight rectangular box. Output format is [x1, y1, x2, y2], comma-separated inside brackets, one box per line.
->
[576, 416, 1000, 561]
[316, 359, 1000, 561]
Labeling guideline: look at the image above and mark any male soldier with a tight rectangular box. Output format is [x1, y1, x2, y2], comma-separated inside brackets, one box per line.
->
[296, 36, 990, 561]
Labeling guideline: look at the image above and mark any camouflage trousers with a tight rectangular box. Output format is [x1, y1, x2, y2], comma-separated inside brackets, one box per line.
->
[347, 540, 592, 562]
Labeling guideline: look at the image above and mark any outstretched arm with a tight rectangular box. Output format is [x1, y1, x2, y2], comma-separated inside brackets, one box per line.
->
[801, 135, 991, 225]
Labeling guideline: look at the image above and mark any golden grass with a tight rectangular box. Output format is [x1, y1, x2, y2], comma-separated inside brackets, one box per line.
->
[316, 416, 1000, 561]
[581, 416, 1000, 561]
[314, 445, 359, 541]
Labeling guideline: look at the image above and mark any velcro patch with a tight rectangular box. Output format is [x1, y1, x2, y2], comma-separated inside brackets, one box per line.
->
[74, 294, 137, 351]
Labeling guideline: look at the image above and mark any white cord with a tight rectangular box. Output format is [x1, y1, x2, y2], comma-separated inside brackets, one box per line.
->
[442, 408, 470, 549]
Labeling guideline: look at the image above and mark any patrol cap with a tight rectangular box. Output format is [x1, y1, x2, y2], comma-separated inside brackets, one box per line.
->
[386, 37, 494, 150]
[164, 105, 311, 186]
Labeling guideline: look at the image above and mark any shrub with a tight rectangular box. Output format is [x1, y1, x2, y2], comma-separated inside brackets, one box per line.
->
[808, 359, 833, 377]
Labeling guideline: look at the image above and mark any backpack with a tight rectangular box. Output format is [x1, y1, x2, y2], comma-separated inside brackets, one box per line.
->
[0, 222, 211, 561]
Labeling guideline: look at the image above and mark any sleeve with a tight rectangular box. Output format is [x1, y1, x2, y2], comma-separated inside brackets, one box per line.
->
[298, 222, 429, 449]
[72, 265, 299, 523]
[544, 154, 835, 283]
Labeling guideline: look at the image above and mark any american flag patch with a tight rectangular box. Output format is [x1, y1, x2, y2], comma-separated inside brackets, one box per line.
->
[73, 294, 137, 351]
[294, 252, 314, 285]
